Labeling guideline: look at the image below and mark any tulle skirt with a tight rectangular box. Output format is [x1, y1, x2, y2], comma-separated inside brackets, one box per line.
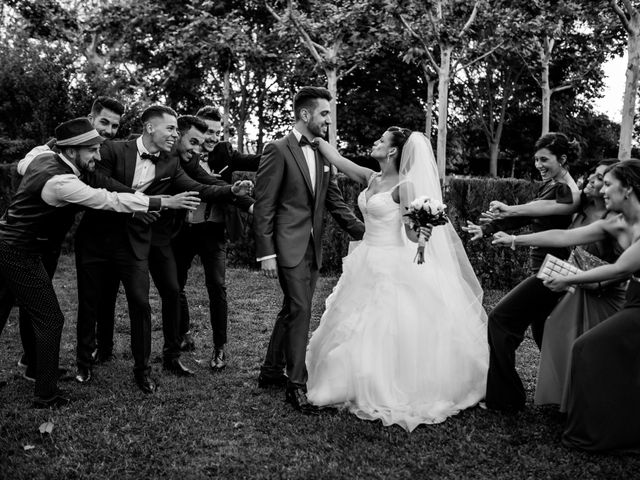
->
[306, 232, 489, 432]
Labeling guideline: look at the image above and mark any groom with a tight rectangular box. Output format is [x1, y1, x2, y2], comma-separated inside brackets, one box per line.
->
[253, 86, 365, 413]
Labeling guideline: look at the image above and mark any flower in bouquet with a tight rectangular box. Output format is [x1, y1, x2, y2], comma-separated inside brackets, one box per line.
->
[403, 196, 449, 264]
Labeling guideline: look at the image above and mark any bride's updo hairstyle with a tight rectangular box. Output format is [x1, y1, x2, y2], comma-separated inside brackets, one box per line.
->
[605, 159, 640, 200]
[386, 126, 412, 171]
[534, 132, 581, 169]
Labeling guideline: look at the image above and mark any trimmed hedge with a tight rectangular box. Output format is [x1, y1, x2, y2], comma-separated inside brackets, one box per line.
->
[0, 164, 539, 290]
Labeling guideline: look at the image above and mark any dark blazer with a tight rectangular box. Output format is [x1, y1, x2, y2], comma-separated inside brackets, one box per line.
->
[253, 132, 364, 269]
[77, 139, 237, 258]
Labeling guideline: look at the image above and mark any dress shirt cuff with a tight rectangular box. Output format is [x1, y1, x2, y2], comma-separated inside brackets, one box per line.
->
[148, 197, 161, 212]
[257, 254, 277, 262]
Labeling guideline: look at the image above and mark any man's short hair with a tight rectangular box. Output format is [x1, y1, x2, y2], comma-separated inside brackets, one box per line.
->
[177, 115, 208, 135]
[195, 106, 222, 122]
[91, 96, 125, 116]
[293, 86, 332, 120]
[140, 105, 178, 125]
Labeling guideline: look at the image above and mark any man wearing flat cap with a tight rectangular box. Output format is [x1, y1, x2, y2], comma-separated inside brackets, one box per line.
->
[0, 118, 199, 408]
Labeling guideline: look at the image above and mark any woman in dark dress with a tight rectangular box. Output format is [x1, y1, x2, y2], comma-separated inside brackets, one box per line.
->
[492, 160, 628, 409]
[544, 159, 640, 454]
[463, 132, 581, 412]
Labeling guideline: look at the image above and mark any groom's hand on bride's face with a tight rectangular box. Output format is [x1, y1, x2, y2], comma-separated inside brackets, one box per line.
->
[261, 258, 278, 279]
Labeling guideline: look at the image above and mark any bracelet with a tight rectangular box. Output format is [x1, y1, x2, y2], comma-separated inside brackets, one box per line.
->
[510, 235, 517, 251]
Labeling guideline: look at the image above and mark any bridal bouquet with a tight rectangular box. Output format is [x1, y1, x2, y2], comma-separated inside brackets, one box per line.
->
[403, 196, 449, 264]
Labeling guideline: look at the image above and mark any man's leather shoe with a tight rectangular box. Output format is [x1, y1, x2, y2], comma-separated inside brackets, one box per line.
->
[257, 373, 288, 389]
[163, 358, 195, 377]
[179, 331, 196, 352]
[75, 367, 93, 384]
[285, 387, 319, 415]
[17, 353, 28, 368]
[32, 389, 71, 409]
[134, 374, 157, 394]
[209, 348, 226, 371]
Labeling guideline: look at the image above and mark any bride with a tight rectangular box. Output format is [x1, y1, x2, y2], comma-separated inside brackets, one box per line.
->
[306, 128, 488, 431]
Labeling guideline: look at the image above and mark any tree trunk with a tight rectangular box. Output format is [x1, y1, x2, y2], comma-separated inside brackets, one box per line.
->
[489, 140, 500, 177]
[436, 45, 453, 180]
[326, 68, 338, 147]
[222, 69, 231, 141]
[425, 76, 436, 139]
[619, 23, 640, 159]
[541, 52, 551, 135]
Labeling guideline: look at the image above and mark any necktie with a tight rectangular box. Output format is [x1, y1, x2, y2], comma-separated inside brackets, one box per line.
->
[139, 151, 159, 164]
[298, 136, 318, 150]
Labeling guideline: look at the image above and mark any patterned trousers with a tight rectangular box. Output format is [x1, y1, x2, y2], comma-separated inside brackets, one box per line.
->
[0, 241, 64, 399]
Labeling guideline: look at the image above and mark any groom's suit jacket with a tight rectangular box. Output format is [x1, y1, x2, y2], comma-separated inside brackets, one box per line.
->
[253, 132, 364, 269]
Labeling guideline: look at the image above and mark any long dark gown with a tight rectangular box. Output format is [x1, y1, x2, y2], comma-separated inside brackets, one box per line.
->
[562, 276, 640, 454]
[534, 219, 626, 409]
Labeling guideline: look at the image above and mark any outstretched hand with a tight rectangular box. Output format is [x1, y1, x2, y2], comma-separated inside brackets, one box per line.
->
[132, 211, 161, 224]
[461, 221, 484, 241]
[161, 191, 201, 210]
[479, 201, 511, 223]
[232, 180, 253, 197]
[491, 231, 514, 248]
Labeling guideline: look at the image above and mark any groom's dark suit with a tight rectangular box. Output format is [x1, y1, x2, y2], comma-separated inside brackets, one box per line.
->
[254, 131, 364, 389]
[75, 139, 237, 378]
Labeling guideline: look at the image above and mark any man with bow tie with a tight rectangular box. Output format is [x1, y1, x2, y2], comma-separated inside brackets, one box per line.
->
[170, 106, 260, 372]
[253, 86, 364, 414]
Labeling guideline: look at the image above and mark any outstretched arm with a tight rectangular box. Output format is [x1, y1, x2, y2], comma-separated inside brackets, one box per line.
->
[314, 138, 373, 186]
[491, 219, 609, 249]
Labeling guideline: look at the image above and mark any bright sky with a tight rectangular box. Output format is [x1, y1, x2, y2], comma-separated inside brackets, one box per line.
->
[594, 54, 627, 123]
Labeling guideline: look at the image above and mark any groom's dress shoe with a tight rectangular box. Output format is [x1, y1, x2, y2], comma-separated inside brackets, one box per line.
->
[135, 374, 157, 394]
[163, 358, 195, 377]
[285, 387, 319, 415]
[257, 373, 288, 389]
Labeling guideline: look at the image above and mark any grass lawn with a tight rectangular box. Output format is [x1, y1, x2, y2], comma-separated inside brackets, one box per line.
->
[1, 255, 639, 479]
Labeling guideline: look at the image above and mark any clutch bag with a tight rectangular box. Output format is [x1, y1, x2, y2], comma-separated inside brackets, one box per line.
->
[568, 246, 609, 271]
[537, 254, 583, 293]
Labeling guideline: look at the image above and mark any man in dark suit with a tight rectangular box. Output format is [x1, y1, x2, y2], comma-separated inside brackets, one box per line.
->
[148, 115, 252, 377]
[171, 106, 260, 371]
[74, 105, 252, 393]
[253, 87, 365, 413]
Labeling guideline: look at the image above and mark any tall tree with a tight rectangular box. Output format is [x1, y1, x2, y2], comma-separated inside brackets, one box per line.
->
[608, 0, 640, 159]
[265, 0, 382, 146]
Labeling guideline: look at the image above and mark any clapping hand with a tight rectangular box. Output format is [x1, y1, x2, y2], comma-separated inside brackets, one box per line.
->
[479, 201, 511, 223]
[231, 180, 253, 197]
[461, 221, 484, 241]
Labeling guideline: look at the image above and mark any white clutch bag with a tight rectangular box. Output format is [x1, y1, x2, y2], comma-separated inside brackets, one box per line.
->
[536, 254, 583, 293]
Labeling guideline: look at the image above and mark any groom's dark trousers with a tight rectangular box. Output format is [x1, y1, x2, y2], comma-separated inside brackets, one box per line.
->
[261, 239, 319, 386]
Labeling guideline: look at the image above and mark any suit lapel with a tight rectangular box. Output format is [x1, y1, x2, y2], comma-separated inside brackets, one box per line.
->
[286, 133, 314, 196]
[124, 140, 137, 187]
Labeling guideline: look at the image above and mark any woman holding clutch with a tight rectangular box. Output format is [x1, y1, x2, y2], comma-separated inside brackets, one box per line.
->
[492, 159, 629, 409]
[540, 159, 640, 454]
[463, 132, 581, 412]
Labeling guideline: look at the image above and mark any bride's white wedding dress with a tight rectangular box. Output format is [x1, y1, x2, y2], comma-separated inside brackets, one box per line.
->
[306, 177, 489, 432]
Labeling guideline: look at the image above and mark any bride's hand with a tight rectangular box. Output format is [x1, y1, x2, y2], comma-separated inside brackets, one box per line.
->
[461, 221, 484, 241]
[419, 225, 433, 241]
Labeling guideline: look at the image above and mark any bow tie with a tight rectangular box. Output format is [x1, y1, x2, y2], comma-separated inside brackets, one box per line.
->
[139, 151, 159, 164]
[298, 136, 318, 150]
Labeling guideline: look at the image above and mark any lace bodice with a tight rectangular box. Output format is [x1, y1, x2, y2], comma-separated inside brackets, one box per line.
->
[357, 188, 405, 247]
